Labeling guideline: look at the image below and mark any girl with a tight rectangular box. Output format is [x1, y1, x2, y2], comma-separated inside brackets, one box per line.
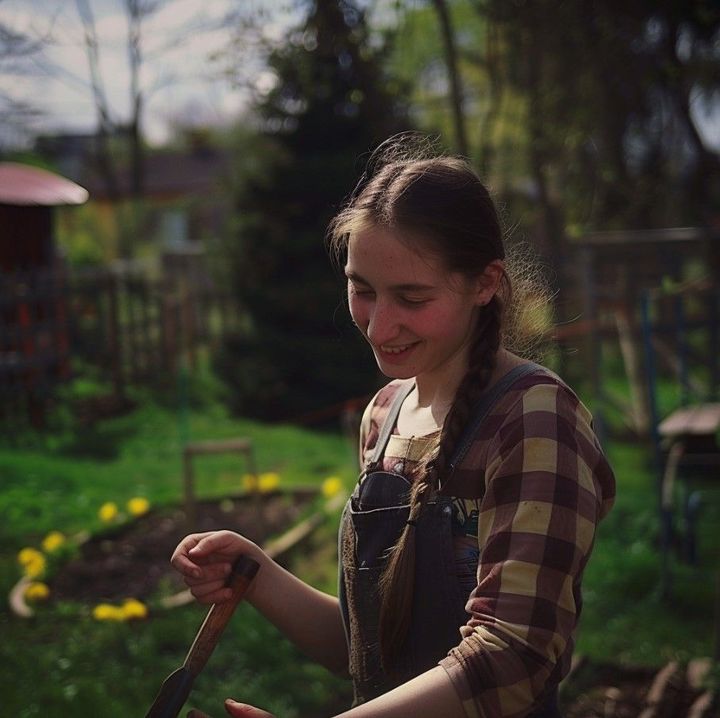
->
[172, 138, 616, 718]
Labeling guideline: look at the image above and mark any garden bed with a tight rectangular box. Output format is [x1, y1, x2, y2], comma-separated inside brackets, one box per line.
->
[47, 488, 319, 604]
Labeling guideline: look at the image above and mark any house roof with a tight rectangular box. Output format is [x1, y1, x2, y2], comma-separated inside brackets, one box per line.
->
[0, 162, 89, 206]
[83, 148, 229, 200]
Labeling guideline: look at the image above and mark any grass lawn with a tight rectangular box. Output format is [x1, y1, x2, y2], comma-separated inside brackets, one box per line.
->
[1, 389, 718, 716]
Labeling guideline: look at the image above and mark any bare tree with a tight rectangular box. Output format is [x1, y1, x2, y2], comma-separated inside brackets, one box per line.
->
[124, 0, 164, 199]
[0, 5, 46, 149]
[75, 0, 119, 198]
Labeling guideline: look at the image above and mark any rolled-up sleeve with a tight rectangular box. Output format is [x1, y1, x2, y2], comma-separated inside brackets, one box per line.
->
[439, 382, 615, 718]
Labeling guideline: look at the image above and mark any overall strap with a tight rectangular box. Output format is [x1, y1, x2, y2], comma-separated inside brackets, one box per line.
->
[443, 362, 542, 485]
[366, 380, 415, 471]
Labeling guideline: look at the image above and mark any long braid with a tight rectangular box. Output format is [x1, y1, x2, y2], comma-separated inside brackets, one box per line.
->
[378, 295, 504, 671]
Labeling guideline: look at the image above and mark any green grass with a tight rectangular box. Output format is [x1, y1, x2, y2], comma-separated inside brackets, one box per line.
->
[0, 396, 357, 718]
[577, 441, 719, 665]
[1, 386, 718, 716]
[0, 398, 358, 550]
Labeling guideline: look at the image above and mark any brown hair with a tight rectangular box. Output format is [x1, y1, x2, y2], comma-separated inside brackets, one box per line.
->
[327, 135, 541, 670]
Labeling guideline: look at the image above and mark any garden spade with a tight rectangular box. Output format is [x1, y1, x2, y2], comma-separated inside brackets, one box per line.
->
[144, 555, 260, 718]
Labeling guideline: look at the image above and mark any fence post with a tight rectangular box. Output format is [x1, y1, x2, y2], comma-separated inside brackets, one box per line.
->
[106, 270, 125, 401]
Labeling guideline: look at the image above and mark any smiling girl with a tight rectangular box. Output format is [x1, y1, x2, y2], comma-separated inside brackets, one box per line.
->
[172, 137, 615, 718]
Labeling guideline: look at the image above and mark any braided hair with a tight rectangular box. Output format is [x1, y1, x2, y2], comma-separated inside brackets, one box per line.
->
[328, 135, 512, 671]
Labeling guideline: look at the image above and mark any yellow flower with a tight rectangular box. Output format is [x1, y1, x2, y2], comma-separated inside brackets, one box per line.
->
[92, 603, 125, 622]
[18, 547, 43, 566]
[42, 531, 66, 553]
[321, 476, 343, 498]
[121, 598, 148, 620]
[127, 497, 150, 517]
[258, 472, 280, 493]
[24, 582, 50, 602]
[23, 554, 47, 579]
[242, 473, 258, 492]
[98, 502, 118, 523]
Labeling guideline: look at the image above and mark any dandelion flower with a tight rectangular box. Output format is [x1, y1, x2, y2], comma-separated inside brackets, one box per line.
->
[18, 547, 43, 566]
[121, 598, 148, 620]
[92, 603, 125, 622]
[322, 476, 343, 498]
[258, 472, 280, 493]
[23, 554, 47, 579]
[98, 502, 118, 523]
[24, 582, 50, 602]
[42, 531, 66, 553]
[242, 473, 258, 492]
[127, 497, 150, 517]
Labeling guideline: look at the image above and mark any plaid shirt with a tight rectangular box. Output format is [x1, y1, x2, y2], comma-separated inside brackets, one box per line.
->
[358, 368, 615, 718]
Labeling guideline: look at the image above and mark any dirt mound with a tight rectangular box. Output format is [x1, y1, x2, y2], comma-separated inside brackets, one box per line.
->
[50, 490, 316, 603]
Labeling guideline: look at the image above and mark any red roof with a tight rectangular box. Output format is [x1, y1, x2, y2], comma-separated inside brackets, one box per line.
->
[0, 162, 89, 206]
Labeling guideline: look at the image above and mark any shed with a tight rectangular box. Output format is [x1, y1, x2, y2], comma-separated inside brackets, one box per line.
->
[0, 163, 88, 428]
[0, 162, 88, 272]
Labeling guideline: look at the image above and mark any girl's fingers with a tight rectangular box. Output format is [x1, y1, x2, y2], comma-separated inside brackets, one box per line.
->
[189, 579, 232, 603]
[224, 699, 276, 718]
[170, 531, 260, 604]
[183, 561, 231, 585]
[187, 531, 244, 560]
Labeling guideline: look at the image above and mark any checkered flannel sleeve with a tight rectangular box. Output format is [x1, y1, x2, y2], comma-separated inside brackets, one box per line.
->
[439, 381, 616, 718]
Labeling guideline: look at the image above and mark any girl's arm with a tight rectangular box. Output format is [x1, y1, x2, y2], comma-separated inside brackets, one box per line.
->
[171, 530, 349, 674]
[334, 665, 464, 718]
[206, 665, 465, 718]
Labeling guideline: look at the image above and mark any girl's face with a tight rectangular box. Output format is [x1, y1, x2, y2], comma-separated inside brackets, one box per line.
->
[346, 226, 495, 388]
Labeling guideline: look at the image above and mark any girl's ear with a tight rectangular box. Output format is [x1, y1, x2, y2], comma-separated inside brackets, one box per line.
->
[474, 259, 504, 306]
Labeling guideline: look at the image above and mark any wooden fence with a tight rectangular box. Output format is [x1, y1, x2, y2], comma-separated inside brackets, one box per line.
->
[0, 264, 242, 431]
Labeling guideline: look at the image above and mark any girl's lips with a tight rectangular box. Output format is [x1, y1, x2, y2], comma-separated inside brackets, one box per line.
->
[375, 342, 419, 365]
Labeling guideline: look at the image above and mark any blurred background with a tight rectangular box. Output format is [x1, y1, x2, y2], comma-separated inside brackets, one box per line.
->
[0, 1, 719, 716]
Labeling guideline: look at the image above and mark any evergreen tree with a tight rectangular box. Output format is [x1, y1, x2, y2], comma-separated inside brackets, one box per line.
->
[218, 0, 410, 421]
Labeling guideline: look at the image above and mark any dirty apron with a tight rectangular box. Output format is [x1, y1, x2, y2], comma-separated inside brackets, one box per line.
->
[338, 364, 562, 716]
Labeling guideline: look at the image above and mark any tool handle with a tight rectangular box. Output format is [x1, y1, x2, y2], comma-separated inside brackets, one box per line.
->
[183, 555, 260, 677]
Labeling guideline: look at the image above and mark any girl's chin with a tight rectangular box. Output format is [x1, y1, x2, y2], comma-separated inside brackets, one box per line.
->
[373, 350, 420, 379]
[378, 366, 416, 380]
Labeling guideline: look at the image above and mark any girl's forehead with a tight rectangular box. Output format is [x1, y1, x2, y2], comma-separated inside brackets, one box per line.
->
[346, 226, 445, 279]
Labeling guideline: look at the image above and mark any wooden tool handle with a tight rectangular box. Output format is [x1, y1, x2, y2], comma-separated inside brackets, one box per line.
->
[183, 555, 260, 677]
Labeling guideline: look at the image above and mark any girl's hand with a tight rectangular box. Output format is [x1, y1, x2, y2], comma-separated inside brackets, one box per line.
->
[171, 530, 263, 604]
[187, 699, 276, 718]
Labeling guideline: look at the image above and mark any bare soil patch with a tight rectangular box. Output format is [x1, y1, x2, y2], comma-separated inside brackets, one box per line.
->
[49, 490, 316, 603]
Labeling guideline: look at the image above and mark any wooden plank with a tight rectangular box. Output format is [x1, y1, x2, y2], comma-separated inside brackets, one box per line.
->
[658, 403, 720, 437]
[184, 438, 253, 456]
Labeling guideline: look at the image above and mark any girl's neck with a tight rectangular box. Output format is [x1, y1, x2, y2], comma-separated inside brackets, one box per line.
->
[398, 348, 522, 436]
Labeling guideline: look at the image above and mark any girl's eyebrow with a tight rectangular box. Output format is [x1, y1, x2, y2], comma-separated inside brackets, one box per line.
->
[345, 269, 435, 292]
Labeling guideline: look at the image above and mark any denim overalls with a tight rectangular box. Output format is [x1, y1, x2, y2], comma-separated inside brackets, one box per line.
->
[338, 364, 562, 716]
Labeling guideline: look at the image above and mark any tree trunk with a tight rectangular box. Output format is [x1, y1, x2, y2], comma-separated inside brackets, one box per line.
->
[431, 0, 469, 156]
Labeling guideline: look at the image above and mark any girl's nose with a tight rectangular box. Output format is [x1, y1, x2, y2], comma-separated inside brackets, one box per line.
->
[366, 300, 398, 345]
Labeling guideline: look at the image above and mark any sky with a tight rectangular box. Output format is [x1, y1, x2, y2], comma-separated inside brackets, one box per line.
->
[0, 0, 298, 146]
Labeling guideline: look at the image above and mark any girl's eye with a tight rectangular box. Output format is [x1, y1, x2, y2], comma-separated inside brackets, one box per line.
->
[349, 285, 374, 298]
[399, 296, 430, 307]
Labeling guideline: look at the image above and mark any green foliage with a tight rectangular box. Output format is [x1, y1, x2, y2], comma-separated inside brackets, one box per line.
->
[218, 0, 410, 420]
[386, 1, 720, 239]
[0, 589, 351, 718]
[56, 204, 107, 267]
